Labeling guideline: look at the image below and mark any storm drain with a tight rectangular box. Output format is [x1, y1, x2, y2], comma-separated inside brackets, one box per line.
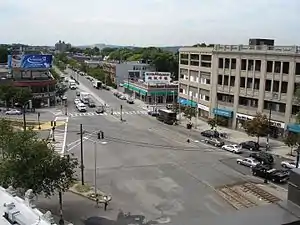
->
[216, 182, 280, 210]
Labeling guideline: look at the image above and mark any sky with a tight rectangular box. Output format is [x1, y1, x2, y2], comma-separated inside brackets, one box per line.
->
[0, 0, 299, 46]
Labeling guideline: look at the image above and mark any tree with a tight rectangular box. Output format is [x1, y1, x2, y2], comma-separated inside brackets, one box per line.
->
[207, 118, 218, 130]
[56, 83, 68, 98]
[0, 121, 78, 196]
[0, 85, 18, 108]
[0, 46, 9, 63]
[183, 106, 196, 120]
[284, 133, 299, 156]
[243, 113, 269, 143]
[14, 88, 33, 106]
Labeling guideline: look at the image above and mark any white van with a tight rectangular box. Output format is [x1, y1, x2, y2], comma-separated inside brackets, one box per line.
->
[77, 103, 87, 112]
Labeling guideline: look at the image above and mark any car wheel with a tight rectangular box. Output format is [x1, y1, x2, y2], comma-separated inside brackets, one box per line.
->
[237, 161, 241, 164]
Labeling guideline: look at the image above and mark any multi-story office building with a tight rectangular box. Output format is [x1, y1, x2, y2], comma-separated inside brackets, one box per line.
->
[178, 39, 300, 138]
[55, 40, 71, 53]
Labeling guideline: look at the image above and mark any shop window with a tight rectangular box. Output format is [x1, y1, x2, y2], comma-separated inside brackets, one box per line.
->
[218, 58, 224, 69]
[231, 59, 236, 69]
[218, 75, 223, 85]
[240, 77, 246, 88]
[254, 78, 260, 89]
[247, 78, 253, 88]
[224, 75, 229, 86]
[230, 76, 235, 86]
[225, 58, 230, 69]
[273, 80, 280, 92]
[248, 60, 254, 71]
[265, 80, 271, 91]
[281, 82, 288, 93]
[274, 61, 281, 73]
[255, 60, 261, 71]
[241, 59, 247, 70]
[267, 61, 273, 73]
[296, 63, 300, 75]
[283, 62, 289, 74]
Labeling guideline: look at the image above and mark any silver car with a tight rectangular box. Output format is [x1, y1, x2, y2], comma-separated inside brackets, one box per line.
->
[281, 161, 299, 169]
[237, 157, 260, 167]
[5, 109, 22, 115]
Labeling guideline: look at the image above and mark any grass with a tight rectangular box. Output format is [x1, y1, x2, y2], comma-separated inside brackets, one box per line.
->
[74, 183, 92, 193]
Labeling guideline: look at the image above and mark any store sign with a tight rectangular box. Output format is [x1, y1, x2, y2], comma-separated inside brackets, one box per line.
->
[33, 92, 55, 99]
[236, 113, 285, 129]
[144, 72, 171, 84]
[198, 103, 209, 112]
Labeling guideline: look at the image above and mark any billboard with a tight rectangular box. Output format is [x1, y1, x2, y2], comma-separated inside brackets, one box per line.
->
[8, 54, 53, 69]
[144, 72, 171, 84]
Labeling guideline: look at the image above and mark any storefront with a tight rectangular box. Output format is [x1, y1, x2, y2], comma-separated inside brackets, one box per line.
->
[178, 97, 197, 107]
[198, 103, 209, 118]
[213, 108, 233, 127]
[236, 113, 285, 138]
[287, 124, 300, 134]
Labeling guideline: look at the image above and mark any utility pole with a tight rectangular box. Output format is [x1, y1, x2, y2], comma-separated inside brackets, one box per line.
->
[51, 121, 56, 142]
[94, 141, 98, 205]
[37, 112, 41, 130]
[23, 104, 27, 131]
[266, 103, 272, 151]
[80, 124, 84, 185]
[120, 105, 123, 121]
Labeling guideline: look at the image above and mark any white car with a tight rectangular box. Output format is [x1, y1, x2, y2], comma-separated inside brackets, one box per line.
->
[5, 109, 22, 115]
[281, 161, 299, 169]
[74, 98, 81, 105]
[221, 144, 242, 154]
[119, 95, 126, 100]
[77, 103, 87, 112]
[237, 158, 260, 167]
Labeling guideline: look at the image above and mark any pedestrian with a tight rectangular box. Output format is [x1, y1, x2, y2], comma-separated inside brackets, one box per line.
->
[104, 200, 108, 211]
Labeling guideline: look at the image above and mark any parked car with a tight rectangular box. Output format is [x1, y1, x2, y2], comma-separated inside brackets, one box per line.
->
[127, 98, 134, 104]
[119, 95, 127, 100]
[95, 105, 105, 114]
[252, 164, 289, 183]
[148, 110, 159, 117]
[221, 144, 242, 154]
[5, 109, 22, 115]
[236, 157, 260, 168]
[114, 92, 121, 97]
[76, 103, 87, 112]
[74, 98, 81, 105]
[240, 141, 260, 151]
[249, 152, 274, 165]
[88, 101, 96, 108]
[204, 138, 225, 147]
[200, 130, 219, 138]
[281, 160, 300, 169]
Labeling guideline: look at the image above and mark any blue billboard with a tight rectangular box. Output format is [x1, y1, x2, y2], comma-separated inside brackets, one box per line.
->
[7, 54, 53, 69]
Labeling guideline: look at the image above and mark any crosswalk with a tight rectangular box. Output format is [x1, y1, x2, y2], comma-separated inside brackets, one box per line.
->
[50, 116, 68, 155]
[68, 110, 148, 118]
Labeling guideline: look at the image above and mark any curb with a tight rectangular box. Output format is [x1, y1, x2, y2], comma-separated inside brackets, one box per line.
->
[68, 184, 110, 203]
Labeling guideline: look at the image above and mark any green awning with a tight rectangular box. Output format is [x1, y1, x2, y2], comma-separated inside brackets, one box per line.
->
[149, 91, 178, 96]
[123, 83, 147, 95]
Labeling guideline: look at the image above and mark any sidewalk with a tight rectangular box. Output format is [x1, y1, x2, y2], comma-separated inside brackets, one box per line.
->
[179, 115, 295, 160]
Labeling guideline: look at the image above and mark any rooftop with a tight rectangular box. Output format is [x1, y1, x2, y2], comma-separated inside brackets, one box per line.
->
[0, 186, 58, 225]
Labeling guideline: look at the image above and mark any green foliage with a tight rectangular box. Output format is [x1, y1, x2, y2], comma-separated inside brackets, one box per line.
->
[0, 120, 78, 196]
[87, 67, 115, 87]
[183, 106, 196, 120]
[283, 133, 300, 156]
[0, 85, 32, 108]
[14, 88, 32, 105]
[243, 113, 269, 142]
[74, 183, 91, 193]
[0, 46, 9, 63]
[208, 118, 218, 129]
[56, 83, 68, 97]
[50, 68, 60, 80]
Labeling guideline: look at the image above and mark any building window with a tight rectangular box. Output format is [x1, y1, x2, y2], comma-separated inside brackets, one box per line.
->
[273, 80, 280, 92]
[274, 61, 281, 73]
[190, 61, 199, 66]
[179, 88, 183, 93]
[267, 61, 273, 73]
[239, 97, 258, 108]
[241, 59, 247, 70]
[218, 58, 224, 69]
[240, 77, 246, 88]
[218, 75, 223, 85]
[180, 54, 188, 59]
[180, 60, 188, 65]
[206, 78, 210, 84]
[201, 55, 212, 61]
[190, 54, 199, 60]
[230, 76, 235, 86]
[205, 95, 210, 101]
[201, 62, 211, 68]
[296, 63, 300, 75]
[283, 62, 289, 74]
[231, 59, 236, 69]
[254, 78, 260, 90]
[224, 75, 229, 86]
[264, 101, 286, 113]
[225, 58, 230, 69]
[247, 78, 253, 88]
[217, 93, 234, 103]
[265, 80, 272, 91]
[255, 60, 261, 71]
[281, 82, 288, 93]
[248, 60, 254, 71]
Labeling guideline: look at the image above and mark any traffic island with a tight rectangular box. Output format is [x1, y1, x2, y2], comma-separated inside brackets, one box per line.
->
[69, 182, 111, 203]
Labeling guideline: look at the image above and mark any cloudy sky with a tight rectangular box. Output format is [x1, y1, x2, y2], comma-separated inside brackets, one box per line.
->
[1, 0, 299, 46]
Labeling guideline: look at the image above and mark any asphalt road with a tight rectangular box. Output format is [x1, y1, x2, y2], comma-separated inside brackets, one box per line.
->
[36, 68, 289, 224]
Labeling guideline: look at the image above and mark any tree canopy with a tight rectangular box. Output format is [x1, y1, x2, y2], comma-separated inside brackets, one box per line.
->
[243, 113, 269, 143]
[0, 85, 32, 108]
[0, 119, 78, 196]
[0, 46, 9, 63]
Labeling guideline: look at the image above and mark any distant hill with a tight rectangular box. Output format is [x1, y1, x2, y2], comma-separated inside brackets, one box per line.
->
[75, 43, 183, 52]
